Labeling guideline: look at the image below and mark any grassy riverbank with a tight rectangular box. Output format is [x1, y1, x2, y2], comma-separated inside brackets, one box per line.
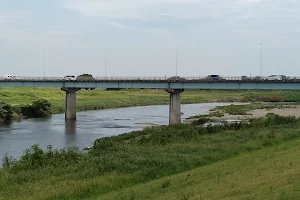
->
[1, 87, 300, 114]
[100, 138, 300, 200]
[1, 114, 300, 199]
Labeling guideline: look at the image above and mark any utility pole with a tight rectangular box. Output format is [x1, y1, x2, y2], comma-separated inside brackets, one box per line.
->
[176, 46, 178, 76]
[260, 43, 263, 77]
[105, 49, 107, 78]
[44, 51, 46, 78]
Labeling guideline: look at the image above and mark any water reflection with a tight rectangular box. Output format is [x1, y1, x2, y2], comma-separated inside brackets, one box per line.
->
[65, 120, 77, 135]
[65, 121, 77, 147]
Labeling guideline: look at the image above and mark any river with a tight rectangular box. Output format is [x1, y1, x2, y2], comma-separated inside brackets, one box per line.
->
[0, 103, 236, 164]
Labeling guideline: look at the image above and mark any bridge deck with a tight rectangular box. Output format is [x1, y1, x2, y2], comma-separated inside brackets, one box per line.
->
[1, 79, 300, 90]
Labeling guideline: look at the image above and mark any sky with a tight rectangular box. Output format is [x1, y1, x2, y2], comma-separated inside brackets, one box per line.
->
[0, 0, 299, 77]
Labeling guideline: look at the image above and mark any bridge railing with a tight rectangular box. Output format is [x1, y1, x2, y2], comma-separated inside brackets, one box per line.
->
[1, 76, 300, 81]
[0, 76, 244, 81]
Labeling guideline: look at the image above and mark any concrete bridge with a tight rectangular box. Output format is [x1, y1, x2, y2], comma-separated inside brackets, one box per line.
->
[1, 76, 300, 124]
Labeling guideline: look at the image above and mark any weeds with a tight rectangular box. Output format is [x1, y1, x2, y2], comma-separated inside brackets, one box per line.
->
[162, 179, 171, 189]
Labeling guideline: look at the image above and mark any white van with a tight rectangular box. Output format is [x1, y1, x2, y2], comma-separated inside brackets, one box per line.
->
[3, 75, 12, 79]
[64, 75, 76, 81]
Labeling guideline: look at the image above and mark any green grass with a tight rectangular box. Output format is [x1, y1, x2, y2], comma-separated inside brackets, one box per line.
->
[98, 138, 300, 200]
[1, 115, 300, 200]
[1, 87, 300, 114]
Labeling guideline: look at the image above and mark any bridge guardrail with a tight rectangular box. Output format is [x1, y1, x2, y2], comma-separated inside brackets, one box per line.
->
[1, 76, 300, 81]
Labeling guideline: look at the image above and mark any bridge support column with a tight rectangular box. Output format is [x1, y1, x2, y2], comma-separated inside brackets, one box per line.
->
[166, 89, 184, 125]
[61, 88, 81, 120]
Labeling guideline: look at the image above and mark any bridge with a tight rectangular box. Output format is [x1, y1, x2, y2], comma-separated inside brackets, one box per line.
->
[1, 76, 300, 125]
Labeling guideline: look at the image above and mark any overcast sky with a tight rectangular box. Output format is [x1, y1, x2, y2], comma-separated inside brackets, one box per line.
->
[0, 0, 299, 77]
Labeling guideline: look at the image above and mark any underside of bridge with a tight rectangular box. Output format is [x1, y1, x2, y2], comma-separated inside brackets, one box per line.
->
[61, 87, 185, 125]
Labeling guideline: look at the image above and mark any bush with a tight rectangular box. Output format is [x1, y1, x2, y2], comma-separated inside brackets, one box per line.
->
[30, 99, 51, 117]
[3, 144, 83, 170]
[191, 117, 210, 125]
[0, 103, 13, 124]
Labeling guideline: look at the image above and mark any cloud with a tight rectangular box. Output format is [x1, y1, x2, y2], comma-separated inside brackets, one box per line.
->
[61, 0, 298, 26]
[238, 0, 265, 3]
[0, 10, 30, 24]
[141, 28, 174, 38]
[60, 0, 300, 40]
[62, 0, 227, 20]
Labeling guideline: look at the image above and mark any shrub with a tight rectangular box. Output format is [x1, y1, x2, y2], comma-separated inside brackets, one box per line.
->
[191, 117, 210, 125]
[0, 103, 13, 123]
[30, 99, 51, 117]
[4, 144, 83, 170]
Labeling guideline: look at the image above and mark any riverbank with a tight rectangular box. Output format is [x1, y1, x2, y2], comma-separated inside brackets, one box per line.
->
[1, 114, 300, 199]
[1, 87, 300, 114]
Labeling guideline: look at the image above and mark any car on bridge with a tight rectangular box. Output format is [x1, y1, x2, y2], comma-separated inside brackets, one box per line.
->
[76, 74, 95, 90]
[167, 76, 187, 82]
[3, 75, 21, 80]
[265, 75, 287, 81]
[76, 74, 95, 81]
[3, 74, 12, 79]
[64, 75, 76, 81]
[205, 75, 224, 81]
[241, 76, 252, 81]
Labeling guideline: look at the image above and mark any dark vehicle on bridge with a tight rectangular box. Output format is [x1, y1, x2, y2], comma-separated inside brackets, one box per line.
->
[241, 76, 249, 81]
[239, 76, 259, 81]
[167, 76, 187, 82]
[205, 75, 224, 81]
[76, 74, 95, 81]
[76, 74, 95, 90]
[241, 76, 266, 81]
[253, 76, 262, 81]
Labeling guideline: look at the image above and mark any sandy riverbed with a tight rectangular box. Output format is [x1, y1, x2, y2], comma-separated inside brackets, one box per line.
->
[211, 106, 300, 121]
[184, 105, 300, 124]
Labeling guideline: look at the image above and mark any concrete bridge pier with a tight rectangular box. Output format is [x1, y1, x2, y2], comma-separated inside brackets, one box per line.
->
[61, 87, 81, 120]
[166, 89, 184, 125]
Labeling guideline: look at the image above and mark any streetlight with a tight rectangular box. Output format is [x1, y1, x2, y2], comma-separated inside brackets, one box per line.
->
[44, 50, 46, 78]
[105, 49, 107, 78]
[176, 46, 178, 76]
[260, 43, 263, 77]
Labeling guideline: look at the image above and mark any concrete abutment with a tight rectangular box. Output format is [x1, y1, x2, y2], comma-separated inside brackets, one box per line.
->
[166, 89, 184, 125]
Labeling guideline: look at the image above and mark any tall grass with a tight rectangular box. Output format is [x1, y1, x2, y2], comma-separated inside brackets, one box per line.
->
[1, 115, 300, 199]
[1, 87, 300, 114]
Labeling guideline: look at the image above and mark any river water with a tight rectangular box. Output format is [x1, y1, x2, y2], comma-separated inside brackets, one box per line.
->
[0, 103, 235, 164]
